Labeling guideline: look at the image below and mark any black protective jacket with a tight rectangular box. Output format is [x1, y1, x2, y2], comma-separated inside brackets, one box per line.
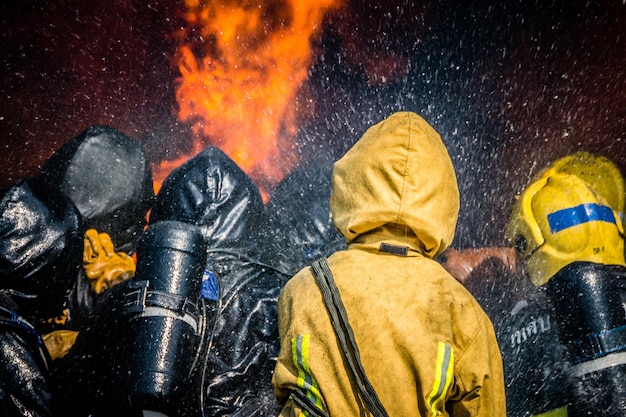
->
[149, 147, 288, 416]
[463, 258, 573, 417]
[0, 178, 83, 417]
[40, 125, 154, 333]
[0, 295, 53, 417]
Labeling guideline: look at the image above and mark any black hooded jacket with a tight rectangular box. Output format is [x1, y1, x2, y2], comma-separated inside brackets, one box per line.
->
[257, 163, 346, 277]
[0, 178, 83, 417]
[149, 147, 288, 416]
[39, 125, 154, 329]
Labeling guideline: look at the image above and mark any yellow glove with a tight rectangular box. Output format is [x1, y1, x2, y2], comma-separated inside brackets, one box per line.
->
[44, 308, 69, 326]
[83, 229, 136, 294]
[42, 330, 79, 360]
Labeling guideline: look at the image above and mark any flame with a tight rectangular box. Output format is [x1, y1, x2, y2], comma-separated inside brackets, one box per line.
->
[156, 0, 344, 199]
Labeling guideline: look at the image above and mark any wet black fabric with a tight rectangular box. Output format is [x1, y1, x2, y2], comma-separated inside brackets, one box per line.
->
[463, 258, 573, 417]
[39, 125, 154, 255]
[0, 178, 83, 417]
[258, 163, 346, 276]
[149, 147, 288, 416]
[0, 326, 52, 417]
[0, 178, 83, 322]
[498, 292, 573, 416]
[50, 278, 142, 416]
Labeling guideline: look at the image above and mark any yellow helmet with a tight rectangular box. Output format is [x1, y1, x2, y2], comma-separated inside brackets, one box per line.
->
[535, 151, 625, 223]
[507, 173, 625, 286]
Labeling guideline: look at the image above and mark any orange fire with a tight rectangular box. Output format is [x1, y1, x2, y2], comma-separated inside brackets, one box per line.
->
[153, 0, 344, 199]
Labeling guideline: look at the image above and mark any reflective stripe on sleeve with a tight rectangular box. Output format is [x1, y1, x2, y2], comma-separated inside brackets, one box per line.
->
[292, 334, 324, 415]
[427, 342, 454, 416]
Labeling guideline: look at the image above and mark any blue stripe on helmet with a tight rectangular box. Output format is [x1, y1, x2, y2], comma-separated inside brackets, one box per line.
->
[548, 203, 616, 234]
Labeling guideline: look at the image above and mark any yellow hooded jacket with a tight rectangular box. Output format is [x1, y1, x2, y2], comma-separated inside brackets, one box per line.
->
[272, 112, 506, 416]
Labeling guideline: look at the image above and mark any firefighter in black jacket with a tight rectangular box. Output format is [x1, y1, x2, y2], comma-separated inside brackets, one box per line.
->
[149, 147, 288, 416]
[60, 147, 288, 417]
[0, 178, 83, 417]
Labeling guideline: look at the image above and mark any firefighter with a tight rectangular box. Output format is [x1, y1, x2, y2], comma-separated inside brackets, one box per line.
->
[443, 151, 626, 417]
[38, 125, 153, 340]
[148, 146, 288, 416]
[272, 111, 506, 416]
[508, 167, 626, 416]
[0, 178, 83, 417]
[61, 146, 288, 416]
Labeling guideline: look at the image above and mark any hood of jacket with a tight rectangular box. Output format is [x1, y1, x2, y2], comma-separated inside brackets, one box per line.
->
[0, 178, 83, 321]
[258, 162, 346, 276]
[149, 146, 264, 257]
[40, 125, 154, 254]
[330, 111, 459, 258]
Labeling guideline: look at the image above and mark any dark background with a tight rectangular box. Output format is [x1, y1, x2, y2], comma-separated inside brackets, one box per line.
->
[2, 0, 625, 248]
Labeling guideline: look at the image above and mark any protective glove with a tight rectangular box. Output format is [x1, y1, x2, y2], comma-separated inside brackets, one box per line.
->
[83, 229, 136, 294]
[42, 329, 79, 360]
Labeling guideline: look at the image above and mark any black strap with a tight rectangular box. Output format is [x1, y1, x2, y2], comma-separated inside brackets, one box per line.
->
[567, 324, 626, 364]
[291, 389, 330, 417]
[122, 280, 200, 317]
[311, 258, 390, 417]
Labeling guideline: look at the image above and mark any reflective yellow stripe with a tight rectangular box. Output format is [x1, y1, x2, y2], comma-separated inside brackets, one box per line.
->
[292, 334, 324, 415]
[427, 342, 454, 416]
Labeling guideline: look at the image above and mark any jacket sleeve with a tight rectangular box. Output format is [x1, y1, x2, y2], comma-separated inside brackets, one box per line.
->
[0, 332, 53, 417]
[272, 280, 301, 406]
[271, 276, 330, 417]
[448, 311, 507, 417]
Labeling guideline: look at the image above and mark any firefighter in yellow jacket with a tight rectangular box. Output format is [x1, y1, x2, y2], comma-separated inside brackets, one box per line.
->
[272, 111, 506, 416]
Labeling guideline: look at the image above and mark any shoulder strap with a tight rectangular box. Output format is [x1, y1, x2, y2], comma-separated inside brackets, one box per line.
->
[311, 258, 390, 417]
